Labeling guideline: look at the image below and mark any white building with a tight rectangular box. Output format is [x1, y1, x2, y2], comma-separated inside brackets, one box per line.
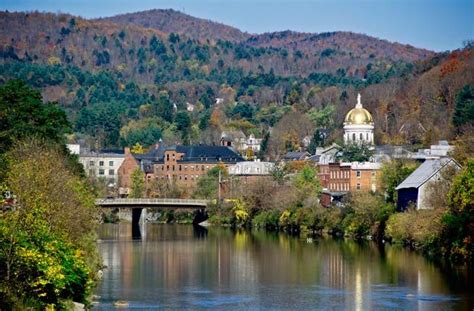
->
[229, 161, 275, 176]
[343, 93, 374, 145]
[79, 150, 125, 187]
[395, 158, 460, 210]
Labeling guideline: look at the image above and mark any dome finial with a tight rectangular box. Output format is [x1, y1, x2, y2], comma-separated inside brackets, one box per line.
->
[356, 93, 362, 108]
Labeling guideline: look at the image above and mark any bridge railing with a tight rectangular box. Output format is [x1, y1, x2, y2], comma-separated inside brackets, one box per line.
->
[95, 198, 209, 206]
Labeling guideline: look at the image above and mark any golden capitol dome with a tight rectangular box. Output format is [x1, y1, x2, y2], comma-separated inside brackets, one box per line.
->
[344, 93, 373, 125]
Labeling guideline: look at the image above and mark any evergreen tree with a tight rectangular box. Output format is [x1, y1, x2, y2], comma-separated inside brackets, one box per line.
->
[453, 85, 474, 130]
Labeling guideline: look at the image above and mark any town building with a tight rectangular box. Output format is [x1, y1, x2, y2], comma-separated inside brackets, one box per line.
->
[152, 145, 244, 188]
[117, 147, 139, 196]
[350, 162, 382, 192]
[343, 93, 374, 145]
[220, 131, 262, 157]
[282, 151, 311, 162]
[78, 148, 125, 187]
[395, 158, 460, 211]
[229, 161, 275, 184]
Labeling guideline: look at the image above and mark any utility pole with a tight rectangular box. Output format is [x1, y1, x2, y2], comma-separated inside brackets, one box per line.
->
[218, 169, 221, 204]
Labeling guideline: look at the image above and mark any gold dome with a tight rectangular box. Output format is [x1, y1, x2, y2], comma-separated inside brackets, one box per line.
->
[344, 94, 373, 125]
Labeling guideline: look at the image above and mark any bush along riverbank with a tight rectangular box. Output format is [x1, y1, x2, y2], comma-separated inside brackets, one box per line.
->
[204, 160, 474, 265]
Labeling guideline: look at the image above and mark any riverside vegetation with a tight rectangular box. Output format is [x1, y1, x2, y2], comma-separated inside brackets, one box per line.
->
[140, 157, 473, 265]
[0, 81, 100, 309]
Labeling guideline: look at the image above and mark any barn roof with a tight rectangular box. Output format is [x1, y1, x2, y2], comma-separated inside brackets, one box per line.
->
[395, 158, 459, 190]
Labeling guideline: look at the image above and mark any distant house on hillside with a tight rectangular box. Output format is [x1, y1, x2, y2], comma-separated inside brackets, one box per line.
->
[395, 158, 460, 211]
[282, 151, 310, 162]
[220, 131, 262, 157]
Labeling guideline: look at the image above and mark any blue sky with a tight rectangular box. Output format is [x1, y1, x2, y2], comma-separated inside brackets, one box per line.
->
[1, 0, 473, 51]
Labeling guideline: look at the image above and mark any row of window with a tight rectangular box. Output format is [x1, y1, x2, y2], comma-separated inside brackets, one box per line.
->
[330, 170, 351, 179]
[160, 164, 211, 172]
[89, 160, 114, 167]
[350, 133, 371, 141]
[96, 169, 114, 176]
[330, 183, 351, 191]
[157, 175, 201, 181]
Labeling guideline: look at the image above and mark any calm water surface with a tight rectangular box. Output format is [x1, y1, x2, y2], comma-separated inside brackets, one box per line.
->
[94, 224, 473, 310]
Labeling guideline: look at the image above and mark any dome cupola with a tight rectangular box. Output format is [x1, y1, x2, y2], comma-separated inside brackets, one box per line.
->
[343, 93, 375, 145]
[344, 93, 373, 125]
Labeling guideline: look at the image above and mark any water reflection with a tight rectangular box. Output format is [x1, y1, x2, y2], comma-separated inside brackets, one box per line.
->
[95, 224, 473, 310]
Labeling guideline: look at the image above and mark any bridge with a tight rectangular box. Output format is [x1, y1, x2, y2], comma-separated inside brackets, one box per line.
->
[95, 198, 209, 209]
[95, 198, 211, 232]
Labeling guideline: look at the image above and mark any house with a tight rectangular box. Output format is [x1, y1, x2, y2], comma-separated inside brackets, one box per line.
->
[152, 145, 244, 188]
[220, 131, 262, 157]
[229, 161, 275, 184]
[282, 151, 310, 162]
[395, 158, 460, 211]
[220, 130, 246, 149]
[78, 148, 125, 187]
[117, 148, 139, 196]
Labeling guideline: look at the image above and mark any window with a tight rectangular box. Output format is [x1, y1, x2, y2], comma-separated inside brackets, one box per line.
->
[166, 154, 170, 161]
[184, 175, 188, 180]
[89, 169, 94, 176]
[89, 161, 95, 166]
[99, 161, 104, 166]
[179, 165, 182, 171]
[167, 165, 169, 171]
[356, 170, 361, 177]
[99, 169, 105, 175]
[109, 169, 114, 175]
[352, 133, 356, 141]
[109, 161, 114, 166]
[202, 165, 205, 171]
[366, 133, 369, 141]
[173, 165, 175, 171]
[360, 133, 363, 140]
[356, 183, 361, 190]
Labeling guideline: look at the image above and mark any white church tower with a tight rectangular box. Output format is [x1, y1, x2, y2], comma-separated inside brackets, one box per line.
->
[343, 93, 374, 145]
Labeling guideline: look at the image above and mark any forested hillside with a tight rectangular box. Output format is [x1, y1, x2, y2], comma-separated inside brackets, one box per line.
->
[0, 10, 472, 157]
[102, 9, 250, 43]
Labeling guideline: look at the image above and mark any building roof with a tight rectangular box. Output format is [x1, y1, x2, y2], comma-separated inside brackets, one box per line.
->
[229, 161, 275, 175]
[282, 151, 310, 161]
[395, 158, 459, 190]
[165, 145, 244, 163]
[221, 130, 246, 141]
[344, 94, 373, 125]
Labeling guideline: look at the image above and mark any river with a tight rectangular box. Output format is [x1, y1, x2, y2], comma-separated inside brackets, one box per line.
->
[93, 223, 473, 310]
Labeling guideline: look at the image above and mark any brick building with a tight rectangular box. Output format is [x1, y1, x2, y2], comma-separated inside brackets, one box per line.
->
[117, 147, 139, 196]
[350, 162, 382, 192]
[152, 145, 244, 187]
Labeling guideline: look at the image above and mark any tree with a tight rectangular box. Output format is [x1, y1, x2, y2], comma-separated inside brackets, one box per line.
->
[0, 80, 71, 180]
[337, 142, 373, 162]
[381, 159, 419, 203]
[292, 165, 321, 200]
[0, 80, 70, 154]
[0, 139, 98, 308]
[453, 85, 474, 130]
[154, 91, 174, 123]
[131, 142, 145, 154]
[130, 168, 145, 198]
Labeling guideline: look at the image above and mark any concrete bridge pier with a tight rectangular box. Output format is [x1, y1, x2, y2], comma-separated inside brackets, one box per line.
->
[131, 208, 147, 239]
[193, 208, 208, 225]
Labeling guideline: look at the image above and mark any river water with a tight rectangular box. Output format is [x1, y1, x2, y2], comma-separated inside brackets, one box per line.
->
[94, 224, 473, 310]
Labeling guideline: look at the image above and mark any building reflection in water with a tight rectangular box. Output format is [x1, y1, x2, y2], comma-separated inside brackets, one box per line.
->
[95, 224, 469, 309]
